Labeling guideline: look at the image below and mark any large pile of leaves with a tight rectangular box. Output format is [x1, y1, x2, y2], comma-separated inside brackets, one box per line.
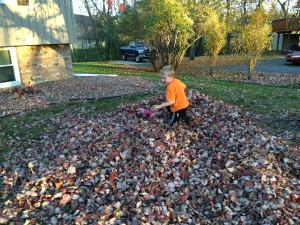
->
[0, 76, 160, 117]
[1, 90, 299, 224]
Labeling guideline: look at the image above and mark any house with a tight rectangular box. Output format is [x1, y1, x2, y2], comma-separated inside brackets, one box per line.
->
[0, 0, 76, 88]
[71, 14, 98, 62]
[272, 17, 300, 52]
[73, 14, 95, 50]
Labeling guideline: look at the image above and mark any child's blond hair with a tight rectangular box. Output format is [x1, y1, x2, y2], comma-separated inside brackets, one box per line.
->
[160, 65, 176, 78]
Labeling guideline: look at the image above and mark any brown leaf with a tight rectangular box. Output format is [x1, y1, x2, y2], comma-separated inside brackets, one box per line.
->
[55, 180, 63, 189]
[181, 169, 189, 181]
[179, 194, 188, 203]
[56, 157, 63, 166]
[208, 141, 215, 147]
[109, 172, 117, 183]
[139, 164, 146, 171]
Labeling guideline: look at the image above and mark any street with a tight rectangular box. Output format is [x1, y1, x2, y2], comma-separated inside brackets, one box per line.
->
[211, 58, 300, 75]
[114, 57, 300, 75]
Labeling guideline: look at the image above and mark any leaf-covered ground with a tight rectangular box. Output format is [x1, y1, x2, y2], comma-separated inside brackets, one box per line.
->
[0, 76, 160, 117]
[0, 88, 299, 224]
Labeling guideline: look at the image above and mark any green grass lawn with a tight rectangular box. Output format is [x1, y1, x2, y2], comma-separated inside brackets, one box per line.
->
[1, 57, 299, 155]
[186, 79, 300, 115]
[72, 61, 155, 76]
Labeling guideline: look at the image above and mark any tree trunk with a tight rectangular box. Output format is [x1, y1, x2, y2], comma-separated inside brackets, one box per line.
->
[198, 37, 205, 56]
[276, 0, 289, 18]
[189, 43, 195, 60]
[173, 50, 185, 70]
[109, 40, 112, 62]
[209, 55, 216, 77]
[150, 48, 161, 70]
[248, 58, 257, 79]
[243, 0, 247, 14]
[225, 0, 232, 54]
[225, 33, 231, 54]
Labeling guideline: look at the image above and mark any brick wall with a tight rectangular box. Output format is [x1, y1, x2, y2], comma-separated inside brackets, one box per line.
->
[17, 44, 73, 85]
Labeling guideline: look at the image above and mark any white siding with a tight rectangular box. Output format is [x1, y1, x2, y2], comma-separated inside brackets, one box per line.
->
[0, 0, 76, 47]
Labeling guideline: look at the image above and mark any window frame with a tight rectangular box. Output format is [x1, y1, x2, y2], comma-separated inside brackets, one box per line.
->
[0, 0, 29, 5]
[0, 0, 17, 4]
[17, 0, 29, 5]
[0, 47, 21, 88]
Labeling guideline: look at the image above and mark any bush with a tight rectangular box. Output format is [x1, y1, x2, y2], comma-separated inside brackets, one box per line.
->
[71, 48, 105, 62]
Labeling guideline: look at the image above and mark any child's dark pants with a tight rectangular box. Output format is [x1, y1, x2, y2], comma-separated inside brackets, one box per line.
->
[167, 106, 189, 126]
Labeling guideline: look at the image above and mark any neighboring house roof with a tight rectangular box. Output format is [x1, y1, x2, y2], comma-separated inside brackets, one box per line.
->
[73, 14, 94, 41]
[72, 14, 96, 50]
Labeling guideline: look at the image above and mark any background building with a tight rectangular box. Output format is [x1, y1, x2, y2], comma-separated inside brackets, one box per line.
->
[272, 17, 300, 52]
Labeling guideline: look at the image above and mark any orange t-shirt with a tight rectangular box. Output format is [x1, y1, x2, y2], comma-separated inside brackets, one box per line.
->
[166, 79, 189, 112]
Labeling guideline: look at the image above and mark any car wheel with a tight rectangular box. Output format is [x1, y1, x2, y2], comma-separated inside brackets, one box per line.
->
[135, 55, 141, 62]
[122, 54, 127, 61]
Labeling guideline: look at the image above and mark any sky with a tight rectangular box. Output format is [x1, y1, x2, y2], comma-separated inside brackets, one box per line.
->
[72, 0, 300, 16]
[72, 0, 86, 15]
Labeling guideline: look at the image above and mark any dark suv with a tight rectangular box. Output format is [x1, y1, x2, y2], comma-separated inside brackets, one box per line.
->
[120, 41, 150, 62]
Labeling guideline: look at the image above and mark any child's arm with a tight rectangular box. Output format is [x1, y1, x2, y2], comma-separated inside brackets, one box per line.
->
[152, 100, 175, 110]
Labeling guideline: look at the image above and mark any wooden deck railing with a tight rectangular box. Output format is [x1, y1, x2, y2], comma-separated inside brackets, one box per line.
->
[272, 17, 300, 32]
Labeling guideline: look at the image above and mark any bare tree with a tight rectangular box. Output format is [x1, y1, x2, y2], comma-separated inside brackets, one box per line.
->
[276, 0, 292, 18]
[80, 0, 119, 60]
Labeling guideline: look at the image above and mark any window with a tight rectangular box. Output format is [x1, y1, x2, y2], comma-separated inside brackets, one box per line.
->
[0, 0, 17, 4]
[0, 48, 21, 88]
[0, 0, 29, 5]
[17, 0, 29, 5]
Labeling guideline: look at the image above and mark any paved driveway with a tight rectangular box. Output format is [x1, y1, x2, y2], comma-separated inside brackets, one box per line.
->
[211, 58, 300, 75]
[114, 60, 151, 67]
[114, 58, 300, 75]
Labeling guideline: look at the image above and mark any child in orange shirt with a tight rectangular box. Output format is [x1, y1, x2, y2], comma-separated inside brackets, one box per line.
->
[152, 65, 189, 126]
